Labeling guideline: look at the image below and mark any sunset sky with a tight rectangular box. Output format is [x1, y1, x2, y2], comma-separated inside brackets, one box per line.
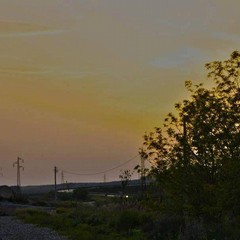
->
[0, 0, 240, 186]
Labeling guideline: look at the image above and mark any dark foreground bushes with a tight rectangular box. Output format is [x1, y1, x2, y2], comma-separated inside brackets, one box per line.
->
[16, 203, 150, 240]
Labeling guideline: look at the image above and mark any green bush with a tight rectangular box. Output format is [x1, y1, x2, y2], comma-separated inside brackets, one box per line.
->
[58, 192, 73, 201]
[16, 201, 154, 240]
[116, 210, 141, 231]
[73, 188, 89, 201]
[152, 214, 184, 240]
[17, 209, 51, 225]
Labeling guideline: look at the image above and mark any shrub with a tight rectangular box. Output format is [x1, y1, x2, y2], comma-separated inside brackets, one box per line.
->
[116, 210, 141, 231]
[73, 188, 89, 201]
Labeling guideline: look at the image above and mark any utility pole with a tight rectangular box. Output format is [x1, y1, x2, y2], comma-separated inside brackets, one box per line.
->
[13, 157, 24, 193]
[182, 114, 191, 233]
[61, 171, 64, 185]
[183, 115, 188, 166]
[141, 155, 146, 191]
[0, 167, 2, 183]
[54, 166, 58, 201]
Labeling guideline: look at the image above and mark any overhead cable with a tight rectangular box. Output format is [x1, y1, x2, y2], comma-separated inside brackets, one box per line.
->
[63, 154, 139, 176]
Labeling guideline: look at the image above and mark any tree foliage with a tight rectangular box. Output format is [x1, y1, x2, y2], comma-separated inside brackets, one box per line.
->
[141, 51, 240, 238]
[119, 169, 133, 194]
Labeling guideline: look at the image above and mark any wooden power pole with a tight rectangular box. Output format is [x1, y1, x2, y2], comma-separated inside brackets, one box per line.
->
[54, 166, 58, 201]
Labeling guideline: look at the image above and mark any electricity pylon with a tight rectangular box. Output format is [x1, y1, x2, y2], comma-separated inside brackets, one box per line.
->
[13, 157, 24, 193]
[103, 174, 106, 183]
[139, 149, 147, 191]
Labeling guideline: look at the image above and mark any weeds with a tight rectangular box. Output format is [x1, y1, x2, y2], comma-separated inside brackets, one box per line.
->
[16, 202, 149, 240]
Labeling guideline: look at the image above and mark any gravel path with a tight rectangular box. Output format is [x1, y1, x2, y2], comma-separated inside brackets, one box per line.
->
[0, 216, 68, 240]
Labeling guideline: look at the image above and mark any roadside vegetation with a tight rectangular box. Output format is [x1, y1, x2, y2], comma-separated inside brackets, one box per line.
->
[16, 197, 150, 240]
[14, 51, 240, 239]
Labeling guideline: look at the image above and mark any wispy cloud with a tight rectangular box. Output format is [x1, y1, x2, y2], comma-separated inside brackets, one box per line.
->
[0, 29, 64, 37]
[212, 31, 240, 43]
[0, 21, 64, 37]
[0, 66, 96, 79]
[150, 47, 211, 69]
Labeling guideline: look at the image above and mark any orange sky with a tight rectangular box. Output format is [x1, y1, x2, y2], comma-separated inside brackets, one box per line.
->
[0, 0, 240, 185]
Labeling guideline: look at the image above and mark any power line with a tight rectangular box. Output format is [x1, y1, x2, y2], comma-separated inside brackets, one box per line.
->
[63, 154, 139, 176]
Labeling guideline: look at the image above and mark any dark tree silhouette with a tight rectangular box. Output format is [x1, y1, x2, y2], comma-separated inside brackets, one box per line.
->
[119, 169, 133, 195]
[141, 51, 240, 238]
